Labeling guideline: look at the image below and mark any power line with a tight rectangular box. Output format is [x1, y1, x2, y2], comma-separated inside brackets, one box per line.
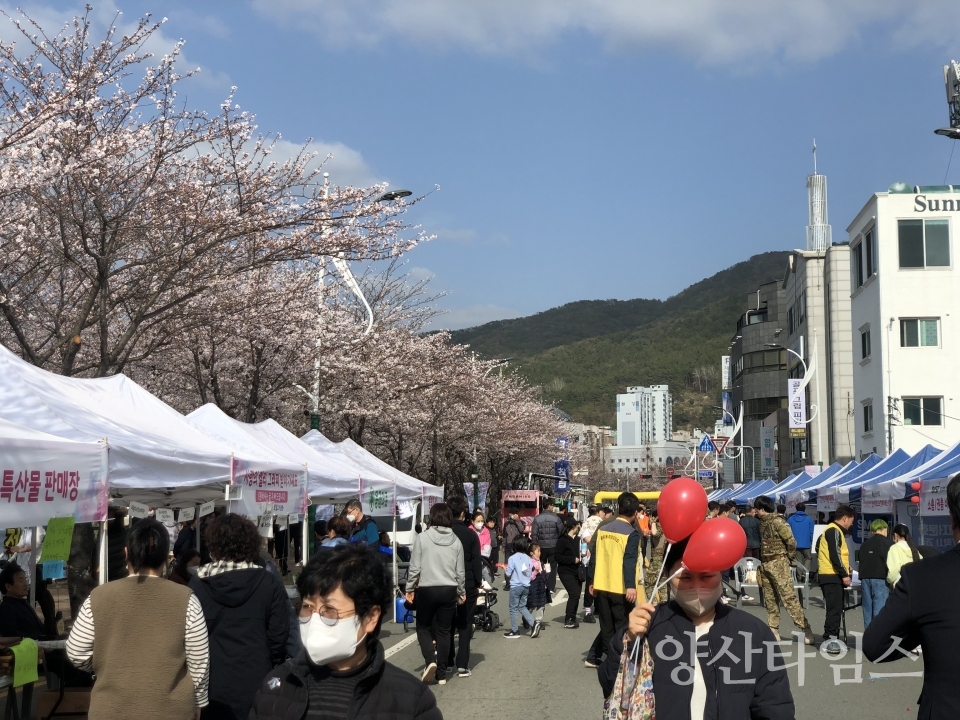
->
[946, 141, 957, 185]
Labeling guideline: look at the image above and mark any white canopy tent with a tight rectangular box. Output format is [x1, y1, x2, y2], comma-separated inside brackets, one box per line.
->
[0, 345, 247, 506]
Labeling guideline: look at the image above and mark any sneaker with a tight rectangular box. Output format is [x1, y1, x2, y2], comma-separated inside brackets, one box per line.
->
[503, 630, 522, 638]
[445, 666, 455, 675]
[804, 630, 816, 646]
[821, 637, 846, 656]
[421, 662, 437, 684]
[531, 620, 543, 638]
[584, 658, 599, 668]
[437, 679, 447, 685]
[564, 619, 576, 629]
[458, 668, 472, 678]
[583, 613, 596, 624]
[742, 595, 755, 602]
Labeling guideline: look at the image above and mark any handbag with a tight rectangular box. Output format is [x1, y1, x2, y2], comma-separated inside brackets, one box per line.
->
[578, 564, 587, 583]
[602, 632, 656, 720]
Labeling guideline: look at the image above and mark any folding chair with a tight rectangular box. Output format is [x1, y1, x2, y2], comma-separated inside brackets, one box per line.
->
[791, 561, 810, 609]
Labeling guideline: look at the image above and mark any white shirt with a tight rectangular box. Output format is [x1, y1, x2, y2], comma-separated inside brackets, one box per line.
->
[690, 621, 714, 720]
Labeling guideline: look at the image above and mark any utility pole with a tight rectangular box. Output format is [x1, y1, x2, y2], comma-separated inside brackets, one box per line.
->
[887, 395, 897, 455]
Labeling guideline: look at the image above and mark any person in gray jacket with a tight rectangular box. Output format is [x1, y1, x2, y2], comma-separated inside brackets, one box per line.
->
[405, 503, 465, 686]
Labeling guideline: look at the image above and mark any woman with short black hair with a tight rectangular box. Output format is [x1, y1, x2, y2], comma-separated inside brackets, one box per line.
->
[249, 544, 443, 719]
[66, 518, 209, 720]
[190, 513, 290, 720]
[405, 503, 465, 685]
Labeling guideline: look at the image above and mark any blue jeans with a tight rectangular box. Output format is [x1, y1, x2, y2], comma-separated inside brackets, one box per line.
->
[509, 585, 535, 631]
[861, 578, 889, 628]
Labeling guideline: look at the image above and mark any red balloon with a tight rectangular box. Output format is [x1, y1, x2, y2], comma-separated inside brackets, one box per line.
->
[911, 496, 920, 504]
[658, 477, 709, 543]
[683, 518, 747, 573]
[911, 481, 922, 491]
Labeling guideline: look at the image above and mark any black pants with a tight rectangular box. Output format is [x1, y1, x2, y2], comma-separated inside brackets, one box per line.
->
[541, 546, 558, 593]
[583, 574, 594, 611]
[586, 629, 605, 663]
[558, 567, 582, 622]
[290, 522, 303, 564]
[596, 591, 632, 655]
[274, 527, 290, 574]
[415, 586, 457, 681]
[821, 581, 844, 639]
[447, 590, 478, 670]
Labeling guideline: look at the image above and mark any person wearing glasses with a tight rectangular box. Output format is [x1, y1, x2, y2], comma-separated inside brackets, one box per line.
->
[249, 543, 443, 720]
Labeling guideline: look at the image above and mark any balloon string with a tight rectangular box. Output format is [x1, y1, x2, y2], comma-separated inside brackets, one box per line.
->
[650, 542, 671, 601]
[651, 567, 683, 601]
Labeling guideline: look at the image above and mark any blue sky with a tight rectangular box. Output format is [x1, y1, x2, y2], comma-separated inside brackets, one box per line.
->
[12, 1, 960, 329]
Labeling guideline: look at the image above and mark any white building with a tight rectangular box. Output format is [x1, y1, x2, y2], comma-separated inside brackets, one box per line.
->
[847, 184, 960, 458]
[604, 440, 692, 476]
[616, 385, 672, 446]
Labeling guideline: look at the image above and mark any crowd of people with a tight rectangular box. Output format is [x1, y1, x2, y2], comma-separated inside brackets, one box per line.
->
[2, 477, 959, 720]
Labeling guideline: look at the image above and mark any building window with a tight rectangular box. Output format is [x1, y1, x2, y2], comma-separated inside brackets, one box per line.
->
[900, 318, 939, 347]
[787, 307, 795, 334]
[852, 241, 864, 288]
[798, 291, 806, 323]
[861, 329, 871, 359]
[863, 402, 874, 433]
[898, 219, 950, 268]
[865, 228, 877, 277]
[903, 397, 943, 426]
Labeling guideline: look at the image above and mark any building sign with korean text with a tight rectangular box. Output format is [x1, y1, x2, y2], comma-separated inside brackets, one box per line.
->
[760, 427, 776, 475]
[788, 379, 807, 438]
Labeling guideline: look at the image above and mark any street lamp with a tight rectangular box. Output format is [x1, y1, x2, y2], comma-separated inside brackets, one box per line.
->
[765, 338, 823, 468]
[296, 179, 414, 429]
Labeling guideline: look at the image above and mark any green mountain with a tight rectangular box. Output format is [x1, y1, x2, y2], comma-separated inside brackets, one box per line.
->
[452, 251, 790, 429]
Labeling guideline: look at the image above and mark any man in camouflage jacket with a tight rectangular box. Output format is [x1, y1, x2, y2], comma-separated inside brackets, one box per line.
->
[756, 495, 815, 644]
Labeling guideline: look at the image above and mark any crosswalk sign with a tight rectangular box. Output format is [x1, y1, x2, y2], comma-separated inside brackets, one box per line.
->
[698, 434, 717, 453]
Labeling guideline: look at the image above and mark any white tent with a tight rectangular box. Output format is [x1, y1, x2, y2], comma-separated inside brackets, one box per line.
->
[191, 408, 375, 502]
[0, 345, 254, 506]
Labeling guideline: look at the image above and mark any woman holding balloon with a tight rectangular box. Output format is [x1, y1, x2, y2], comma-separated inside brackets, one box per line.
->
[598, 477, 795, 719]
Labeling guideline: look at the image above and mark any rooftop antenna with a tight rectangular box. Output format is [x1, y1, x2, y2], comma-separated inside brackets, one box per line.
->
[935, 61, 960, 139]
[806, 139, 831, 252]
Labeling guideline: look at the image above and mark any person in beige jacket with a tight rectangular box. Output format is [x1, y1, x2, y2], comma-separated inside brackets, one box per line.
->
[886, 523, 922, 586]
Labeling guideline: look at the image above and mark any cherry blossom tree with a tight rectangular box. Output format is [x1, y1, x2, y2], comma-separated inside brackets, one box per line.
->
[0, 9, 420, 378]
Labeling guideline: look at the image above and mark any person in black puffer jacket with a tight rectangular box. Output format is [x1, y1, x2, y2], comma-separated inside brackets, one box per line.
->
[249, 544, 442, 720]
[190, 514, 290, 720]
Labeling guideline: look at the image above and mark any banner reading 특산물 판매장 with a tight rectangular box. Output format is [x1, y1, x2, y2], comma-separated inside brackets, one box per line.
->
[230, 457, 307, 519]
[0, 439, 107, 527]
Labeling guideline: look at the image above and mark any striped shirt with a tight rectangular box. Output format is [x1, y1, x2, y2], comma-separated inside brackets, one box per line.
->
[305, 658, 368, 720]
[66, 577, 210, 707]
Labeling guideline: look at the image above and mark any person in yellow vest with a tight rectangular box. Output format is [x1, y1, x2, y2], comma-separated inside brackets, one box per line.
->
[586, 493, 642, 663]
[816, 504, 855, 646]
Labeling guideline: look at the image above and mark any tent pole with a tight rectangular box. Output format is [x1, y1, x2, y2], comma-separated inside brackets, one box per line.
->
[28, 526, 39, 608]
[393, 501, 398, 624]
[98, 520, 109, 585]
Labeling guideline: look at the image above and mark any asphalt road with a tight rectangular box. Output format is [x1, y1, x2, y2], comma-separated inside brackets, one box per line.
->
[379, 585, 925, 720]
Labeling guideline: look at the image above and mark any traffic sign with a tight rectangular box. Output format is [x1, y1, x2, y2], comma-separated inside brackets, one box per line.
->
[712, 437, 730, 454]
[698, 470, 715, 478]
[665, 466, 676, 477]
[698, 434, 716, 453]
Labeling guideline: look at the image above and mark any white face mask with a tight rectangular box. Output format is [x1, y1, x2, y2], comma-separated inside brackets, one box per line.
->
[474, 522, 483, 531]
[300, 614, 364, 666]
[674, 585, 723, 617]
[346, 514, 357, 523]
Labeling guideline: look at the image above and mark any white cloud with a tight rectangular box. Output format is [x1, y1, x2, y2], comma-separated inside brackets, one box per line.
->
[251, 0, 960, 65]
[267, 138, 383, 187]
[432, 227, 509, 246]
[427, 303, 523, 331]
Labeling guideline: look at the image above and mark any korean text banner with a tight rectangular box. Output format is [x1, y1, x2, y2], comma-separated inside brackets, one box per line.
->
[920, 479, 951, 517]
[231, 457, 306, 518]
[0, 440, 107, 527]
[359, 476, 396, 516]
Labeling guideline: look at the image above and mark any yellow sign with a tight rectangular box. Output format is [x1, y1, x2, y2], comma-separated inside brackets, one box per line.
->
[39, 517, 75, 563]
[789, 428, 807, 439]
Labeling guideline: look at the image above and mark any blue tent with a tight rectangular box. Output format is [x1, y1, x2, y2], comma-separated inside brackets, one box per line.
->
[849, 445, 942, 501]
[835, 449, 910, 503]
[873, 439, 960, 500]
[725, 479, 774, 502]
[734, 478, 780, 504]
[790, 461, 857, 502]
[771, 471, 812, 501]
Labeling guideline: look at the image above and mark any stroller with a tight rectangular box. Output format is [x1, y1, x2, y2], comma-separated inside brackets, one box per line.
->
[473, 556, 501, 632]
